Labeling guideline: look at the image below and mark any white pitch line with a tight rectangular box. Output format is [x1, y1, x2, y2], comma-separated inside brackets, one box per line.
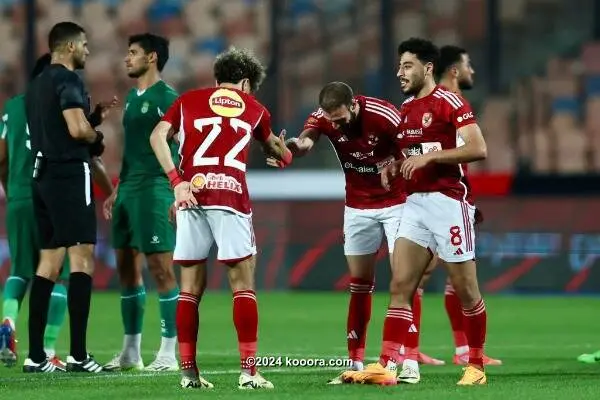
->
[0, 366, 343, 383]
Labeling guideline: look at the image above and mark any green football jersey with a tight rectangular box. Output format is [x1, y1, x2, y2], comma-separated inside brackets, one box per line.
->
[0, 94, 33, 200]
[120, 80, 179, 188]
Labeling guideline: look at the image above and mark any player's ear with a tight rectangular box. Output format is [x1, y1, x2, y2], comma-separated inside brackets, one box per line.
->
[242, 78, 251, 93]
[425, 62, 434, 76]
[148, 51, 158, 65]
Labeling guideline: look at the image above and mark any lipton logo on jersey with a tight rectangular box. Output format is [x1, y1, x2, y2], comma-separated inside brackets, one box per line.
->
[209, 88, 246, 118]
[190, 172, 243, 193]
[457, 112, 473, 123]
[422, 112, 433, 128]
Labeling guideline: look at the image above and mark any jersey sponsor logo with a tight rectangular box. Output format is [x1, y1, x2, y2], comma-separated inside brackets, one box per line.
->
[350, 150, 374, 160]
[209, 88, 246, 118]
[191, 172, 243, 194]
[403, 142, 442, 157]
[401, 128, 423, 137]
[457, 112, 473, 123]
[422, 112, 433, 128]
[343, 162, 377, 174]
[375, 156, 395, 172]
[141, 101, 150, 114]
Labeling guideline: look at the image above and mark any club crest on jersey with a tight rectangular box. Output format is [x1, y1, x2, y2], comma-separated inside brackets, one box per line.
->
[191, 172, 243, 194]
[209, 88, 246, 118]
[141, 101, 149, 114]
[422, 112, 432, 128]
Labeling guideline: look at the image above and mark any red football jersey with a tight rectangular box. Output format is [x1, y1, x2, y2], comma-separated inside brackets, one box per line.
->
[397, 85, 476, 203]
[162, 87, 271, 216]
[303, 95, 405, 209]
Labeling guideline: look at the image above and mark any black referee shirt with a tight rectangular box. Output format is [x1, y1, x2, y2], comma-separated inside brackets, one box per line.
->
[25, 64, 92, 163]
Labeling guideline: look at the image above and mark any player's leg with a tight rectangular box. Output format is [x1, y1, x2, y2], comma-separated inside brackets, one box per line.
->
[342, 197, 433, 385]
[1, 199, 34, 366]
[103, 248, 146, 371]
[24, 182, 66, 373]
[429, 193, 486, 385]
[207, 209, 272, 390]
[173, 209, 214, 389]
[44, 259, 69, 368]
[103, 194, 146, 371]
[342, 208, 382, 371]
[139, 190, 179, 371]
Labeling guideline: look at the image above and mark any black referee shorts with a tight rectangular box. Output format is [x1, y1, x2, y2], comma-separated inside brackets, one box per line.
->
[32, 161, 97, 249]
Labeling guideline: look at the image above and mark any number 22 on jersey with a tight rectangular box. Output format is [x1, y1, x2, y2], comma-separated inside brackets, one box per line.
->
[193, 117, 251, 172]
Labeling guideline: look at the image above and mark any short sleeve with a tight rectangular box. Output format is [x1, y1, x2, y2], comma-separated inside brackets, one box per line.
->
[303, 108, 324, 131]
[56, 71, 86, 111]
[252, 107, 272, 142]
[0, 109, 7, 140]
[449, 97, 476, 129]
[161, 96, 182, 131]
[161, 88, 179, 114]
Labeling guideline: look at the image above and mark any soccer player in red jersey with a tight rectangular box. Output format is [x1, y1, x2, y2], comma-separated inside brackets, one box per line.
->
[149, 48, 292, 390]
[266, 81, 440, 383]
[410, 45, 502, 367]
[342, 38, 488, 386]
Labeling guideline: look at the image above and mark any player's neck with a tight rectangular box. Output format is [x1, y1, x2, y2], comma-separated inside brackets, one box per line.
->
[219, 83, 244, 92]
[136, 71, 161, 91]
[50, 54, 74, 71]
[439, 78, 460, 94]
[415, 80, 436, 99]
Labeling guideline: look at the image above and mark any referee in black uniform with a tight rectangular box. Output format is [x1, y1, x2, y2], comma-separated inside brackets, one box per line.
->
[24, 22, 113, 373]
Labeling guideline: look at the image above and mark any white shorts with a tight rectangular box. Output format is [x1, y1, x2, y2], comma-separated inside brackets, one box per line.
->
[173, 208, 256, 264]
[396, 192, 476, 263]
[343, 204, 403, 256]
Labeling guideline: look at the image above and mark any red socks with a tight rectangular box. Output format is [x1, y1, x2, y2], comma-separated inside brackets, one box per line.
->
[403, 289, 423, 360]
[380, 307, 412, 366]
[177, 292, 200, 373]
[347, 278, 374, 362]
[462, 298, 487, 368]
[233, 290, 258, 375]
[445, 283, 468, 349]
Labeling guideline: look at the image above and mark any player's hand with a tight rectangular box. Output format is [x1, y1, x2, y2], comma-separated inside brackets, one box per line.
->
[266, 130, 293, 168]
[168, 202, 177, 224]
[381, 160, 402, 191]
[400, 153, 433, 180]
[174, 181, 198, 209]
[90, 96, 118, 125]
[103, 191, 117, 220]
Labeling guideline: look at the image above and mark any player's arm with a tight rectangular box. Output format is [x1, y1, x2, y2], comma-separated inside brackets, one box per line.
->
[286, 128, 320, 157]
[149, 120, 178, 178]
[427, 123, 487, 164]
[57, 72, 102, 143]
[90, 156, 114, 196]
[0, 112, 8, 195]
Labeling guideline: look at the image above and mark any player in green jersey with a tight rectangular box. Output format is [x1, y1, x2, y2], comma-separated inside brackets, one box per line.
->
[0, 54, 115, 369]
[102, 33, 180, 372]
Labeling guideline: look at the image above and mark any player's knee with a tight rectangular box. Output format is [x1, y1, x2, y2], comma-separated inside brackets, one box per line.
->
[451, 279, 481, 308]
[226, 257, 255, 292]
[147, 254, 176, 289]
[388, 278, 413, 305]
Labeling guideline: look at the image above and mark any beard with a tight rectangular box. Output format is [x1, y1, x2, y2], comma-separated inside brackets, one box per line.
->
[73, 55, 85, 70]
[127, 65, 148, 78]
[459, 78, 473, 90]
[402, 77, 425, 96]
[337, 111, 358, 134]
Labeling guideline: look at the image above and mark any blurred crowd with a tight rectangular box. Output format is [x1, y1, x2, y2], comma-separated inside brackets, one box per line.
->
[0, 0, 598, 175]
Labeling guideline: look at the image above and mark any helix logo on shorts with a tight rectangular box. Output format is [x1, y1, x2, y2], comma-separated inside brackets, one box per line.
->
[191, 172, 243, 193]
[209, 88, 246, 118]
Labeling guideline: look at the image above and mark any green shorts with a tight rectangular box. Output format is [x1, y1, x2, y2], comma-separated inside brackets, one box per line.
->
[111, 185, 175, 254]
[6, 198, 69, 280]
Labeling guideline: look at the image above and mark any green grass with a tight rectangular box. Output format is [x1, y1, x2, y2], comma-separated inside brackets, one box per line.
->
[0, 292, 599, 399]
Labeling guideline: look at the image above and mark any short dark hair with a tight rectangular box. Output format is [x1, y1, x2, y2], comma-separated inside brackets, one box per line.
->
[29, 53, 51, 81]
[318, 82, 354, 112]
[48, 22, 85, 52]
[397, 37, 439, 66]
[437, 45, 467, 78]
[213, 47, 266, 92]
[128, 33, 170, 72]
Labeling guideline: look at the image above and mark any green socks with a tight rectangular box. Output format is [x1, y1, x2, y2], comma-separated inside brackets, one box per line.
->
[44, 283, 68, 357]
[158, 287, 179, 339]
[2, 276, 28, 324]
[121, 286, 146, 335]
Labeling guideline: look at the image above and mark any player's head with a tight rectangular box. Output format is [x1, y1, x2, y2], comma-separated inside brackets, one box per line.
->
[29, 53, 51, 81]
[437, 45, 474, 90]
[126, 33, 170, 78]
[397, 37, 439, 96]
[318, 82, 358, 131]
[48, 22, 88, 69]
[213, 47, 266, 94]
